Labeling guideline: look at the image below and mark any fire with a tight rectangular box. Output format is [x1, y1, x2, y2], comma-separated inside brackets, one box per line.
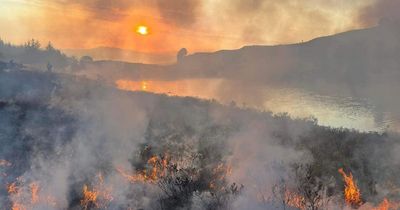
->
[338, 168, 363, 207]
[29, 182, 39, 204]
[81, 185, 98, 209]
[7, 178, 57, 210]
[116, 155, 169, 184]
[285, 190, 306, 210]
[7, 182, 22, 210]
[371, 198, 400, 210]
[80, 173, 113, 209]
[209, 163, 233, 190]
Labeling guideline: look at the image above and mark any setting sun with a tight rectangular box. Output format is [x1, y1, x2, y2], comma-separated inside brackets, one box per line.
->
[136, 25, 149, 35]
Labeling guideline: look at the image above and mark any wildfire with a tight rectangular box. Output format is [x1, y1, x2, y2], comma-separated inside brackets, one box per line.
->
[209, 163, 233, 190]
[81, 185, 98, 209]
[338, 168, 363, 207]
[285, 190, 306, 210]
[7, 178, 57, 210]
[80, 173, 113, 209]
[370, 198, 400, 210]
[116, 155, 169, 184]
[29, 182, 39, 204]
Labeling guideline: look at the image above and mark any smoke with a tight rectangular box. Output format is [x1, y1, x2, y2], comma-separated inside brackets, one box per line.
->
[2, 1, 400, 208]
[55, 0, 202, 27]
[0, 67, 318, 209]
[155, 0, 202, 27]
[358, 0, 400, 26]
[1, 0, 366, 51]
[58, 0, 137, 21]
[2, 56, 400, 209]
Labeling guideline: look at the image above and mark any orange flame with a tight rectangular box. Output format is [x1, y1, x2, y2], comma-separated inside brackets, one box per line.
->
[80, 173, 113, 209]
[7, 179, 56, 210]
[209, 163, 232, 190]
[7, 181, 24, 210]
[116, 155, 169, 184]
[285, 190, 306, 210]
[338, 168, 362, 207]
[371, 198, 400, 210]
[81, 184, 98, 209]
[29, 182, 39, 204]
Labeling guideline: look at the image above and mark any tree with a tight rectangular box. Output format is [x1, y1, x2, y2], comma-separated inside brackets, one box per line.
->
[80, 56, 93, 65]
[176, 48, 188, 63]
[24, 39, 41, 50]
[46, 42, 55, 51]
[293, 164, 332, 210]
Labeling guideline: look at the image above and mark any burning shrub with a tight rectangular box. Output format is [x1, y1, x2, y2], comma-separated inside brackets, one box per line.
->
[124, 145, 242, 210]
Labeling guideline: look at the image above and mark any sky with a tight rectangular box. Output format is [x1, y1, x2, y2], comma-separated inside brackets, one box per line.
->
[0, 0, 394, 53]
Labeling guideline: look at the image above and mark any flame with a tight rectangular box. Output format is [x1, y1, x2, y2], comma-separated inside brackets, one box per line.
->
[371, 198, 400, 210]
[209, 163, 233, 190]
[116, 167, 150, 183]
[29, 182, 39, 204]
[7, 179, 56, 210]
[338, 168, 362, 207]
[285, 190, 306, 210]
[7, 181, 24, 210]
[117, 155, 170, 184]
[81, 184, 98, 209]
[80, 173, 113, 209]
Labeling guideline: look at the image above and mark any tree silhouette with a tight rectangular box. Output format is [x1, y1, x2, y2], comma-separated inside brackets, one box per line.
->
[177, 48, 188, 63]
[24, 39, 41, 50]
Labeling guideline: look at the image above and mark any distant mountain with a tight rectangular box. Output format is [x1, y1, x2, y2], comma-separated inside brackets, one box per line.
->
[173, 21, 400, 124]
[63, 47, 176, 64]
[179, 20, 400, 88]
[77, 21, 400, 86]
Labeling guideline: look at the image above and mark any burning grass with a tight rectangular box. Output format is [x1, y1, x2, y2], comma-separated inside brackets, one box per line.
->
[338, 168, 363, 208]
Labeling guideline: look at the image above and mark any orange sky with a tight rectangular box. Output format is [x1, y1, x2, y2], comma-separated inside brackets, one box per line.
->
[0, 0, 378, 53]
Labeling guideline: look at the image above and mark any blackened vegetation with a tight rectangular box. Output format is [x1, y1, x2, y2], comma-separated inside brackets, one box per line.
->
[131, 122, 243, 209]
[0, 100, 77, 207]
[0, 66, 399, 209]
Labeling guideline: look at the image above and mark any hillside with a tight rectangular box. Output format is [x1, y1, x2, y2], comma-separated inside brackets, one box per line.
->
[0, 63, 399, 209]
[63, 47, 175, 64]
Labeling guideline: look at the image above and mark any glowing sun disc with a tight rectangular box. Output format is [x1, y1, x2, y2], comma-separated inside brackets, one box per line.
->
[136, 26, 149, 35]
